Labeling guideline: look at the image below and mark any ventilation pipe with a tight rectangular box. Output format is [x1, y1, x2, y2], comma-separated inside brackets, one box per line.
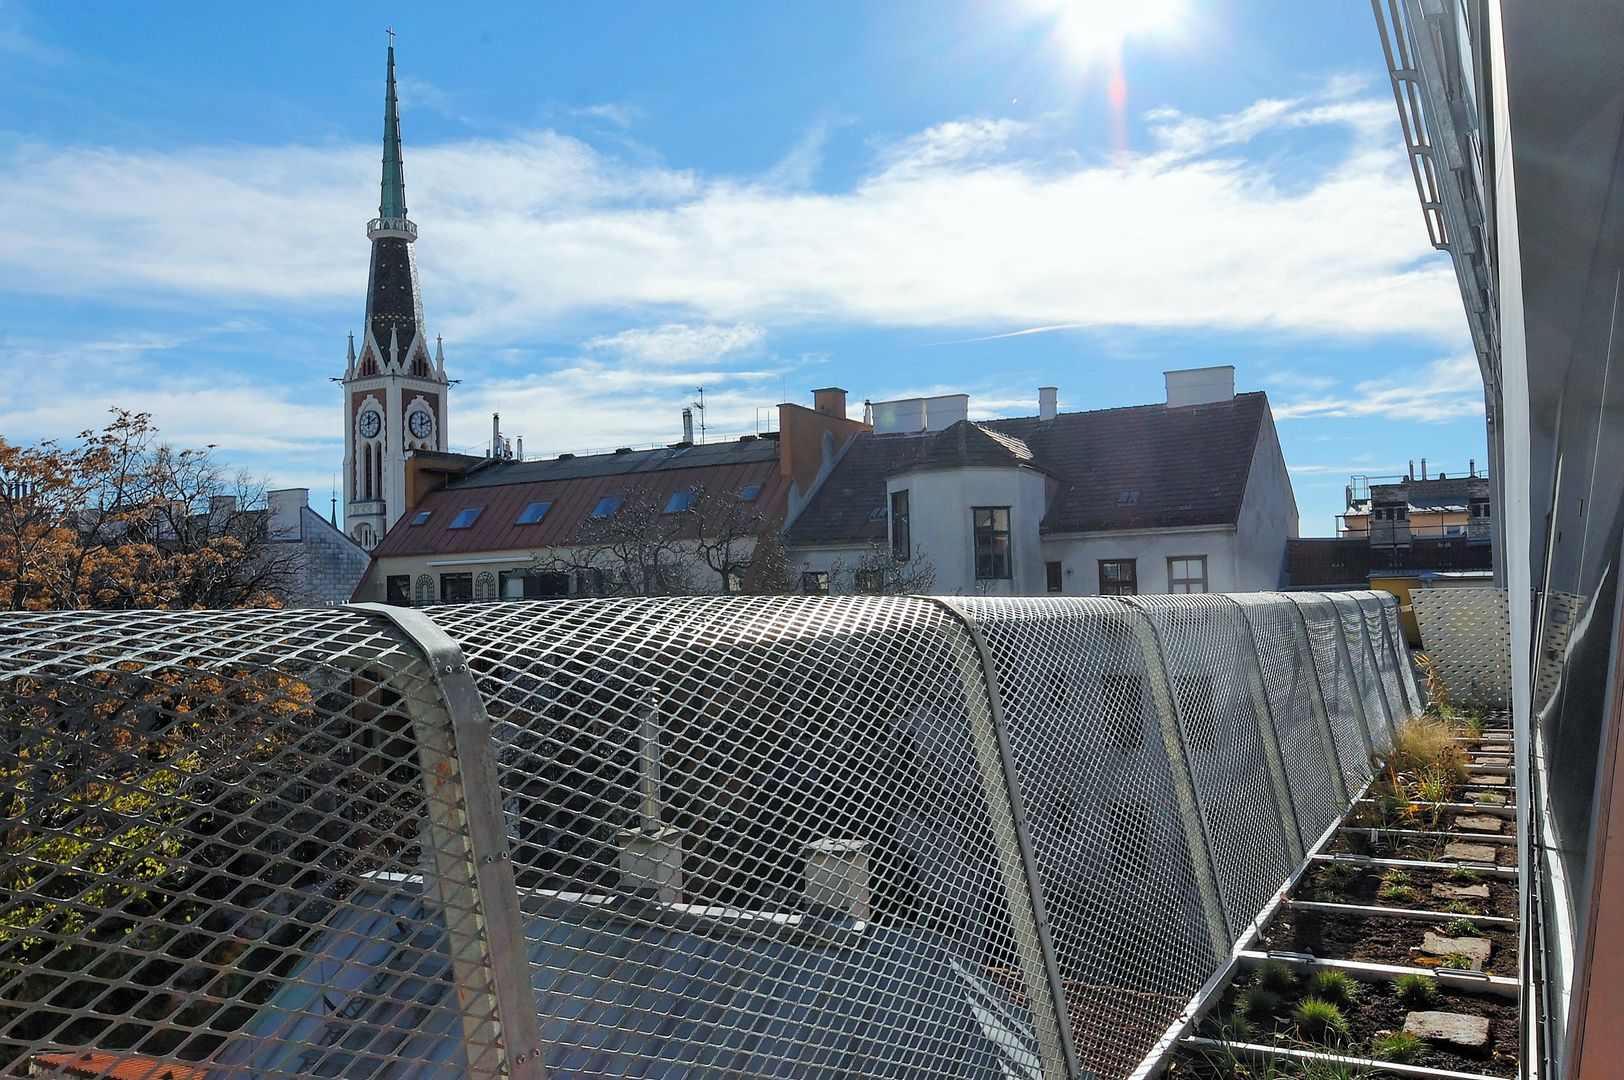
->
[516, 437, 524, 461]
[682, 407, 695, 444]
[1408, 460, 1416, 481]
[1470, 458, 1477, 478]
[617, 694, 682, 903]
[491, 413, 501, 458]
[1039, 387, 1058, 421]
[1421, 457, 1429, 480]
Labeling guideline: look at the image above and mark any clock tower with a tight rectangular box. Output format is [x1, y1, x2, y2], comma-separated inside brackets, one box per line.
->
[341, 41, 449, 551]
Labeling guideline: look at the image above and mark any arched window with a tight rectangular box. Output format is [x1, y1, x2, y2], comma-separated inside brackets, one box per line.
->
[475, 571, 497, 602]
[414, 574, 434, 606]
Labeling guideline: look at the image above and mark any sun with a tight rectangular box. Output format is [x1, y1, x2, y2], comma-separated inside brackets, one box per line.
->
[1026, 0, 1188, 66]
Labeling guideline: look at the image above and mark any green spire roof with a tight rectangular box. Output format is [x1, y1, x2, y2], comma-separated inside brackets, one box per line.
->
[379, 45, 407, 220]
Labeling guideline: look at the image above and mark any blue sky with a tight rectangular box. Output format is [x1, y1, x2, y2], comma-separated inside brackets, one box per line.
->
[0, 1, 1485, 536]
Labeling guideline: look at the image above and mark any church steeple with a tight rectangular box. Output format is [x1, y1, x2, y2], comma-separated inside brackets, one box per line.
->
[343, 35, 448, 552]
[379, 44, 407, 222]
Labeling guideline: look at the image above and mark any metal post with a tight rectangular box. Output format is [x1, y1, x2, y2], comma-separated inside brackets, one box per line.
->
[353, 603, 545, 1080]
[927, 599, 1080, 1080]
[1222, 598, 1305, 864]
[1117, 602, 1233, 953]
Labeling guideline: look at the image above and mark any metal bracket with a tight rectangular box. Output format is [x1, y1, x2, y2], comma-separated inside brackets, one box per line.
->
[351, 603, 545, 1079]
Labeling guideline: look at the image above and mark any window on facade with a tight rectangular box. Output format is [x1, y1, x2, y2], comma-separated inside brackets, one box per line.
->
[890, 489, 911, 563]
[413, 574, 434, 606]
[1100, 674, 1144, 749]
[1046, 560, 1063, 593]
[973, 507, 1012, 580]
[738, 483, 762, 502]
[854, 568, 884, 594]
[574, 568, 606, 598]
[1108, 802, 1150, 878]
[663, 489, 697, 514]
[1167, 556, 1209, 594]
[385, 575, 411, 607]
[1099, 559, 1137, 596]
[801, 570, 829, 595]
[590, 496, 623, 518]
[439, 572, 473, 603]
[1471, 501, 1491, 518]
[410, 510, 432, 526]
[449, 507, 483, 529]
[499, 570, 570, 600]
[474, 571, 498, 601]
[516, 501, 552, 525]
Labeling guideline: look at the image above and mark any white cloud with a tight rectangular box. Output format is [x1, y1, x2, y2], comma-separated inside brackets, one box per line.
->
[584, 322, 766, 365]
[1274, 355, 1485, 423]
[0, 79, 1462, 345]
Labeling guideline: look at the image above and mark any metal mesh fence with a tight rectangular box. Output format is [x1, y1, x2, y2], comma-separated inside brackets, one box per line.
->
[0, 591, 1416, 1080]
[1411, 587, 1513, 708]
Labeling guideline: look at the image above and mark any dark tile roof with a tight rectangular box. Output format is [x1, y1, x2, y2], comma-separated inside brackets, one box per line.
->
[370, 437, 787, 558]
[786, 393, 1271, 545]
[1285, 536, 1495, 587]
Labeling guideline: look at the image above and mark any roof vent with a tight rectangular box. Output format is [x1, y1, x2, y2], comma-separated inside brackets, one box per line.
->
[738, 434, 758, 442]
[558, 452, 576, 461]
[614, 447, 633, 455]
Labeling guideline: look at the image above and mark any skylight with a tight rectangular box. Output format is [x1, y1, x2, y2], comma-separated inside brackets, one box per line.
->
[410, 510, 432, 526]
[516, 500, 552, 525]
[868, 506, 888, 520]
[738, 483, 762, 501]
[591, 496, 623, 518]
[663, 490, 697, 514]
[1118, 490, 1140, 505]
[449, 507, 484, 529]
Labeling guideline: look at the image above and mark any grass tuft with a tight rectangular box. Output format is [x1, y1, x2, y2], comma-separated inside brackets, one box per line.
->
[1372, 1030, 1423, 1062]
[1306, 969, 1360, 1007]
[1255, 960, 1299, 995]
[1238, 983, 1284, 1022]
[1393, 972, 1438, 1007]
[1442, 917, 1482, 937]
[1392, 715, 1470, 788]
[1446, 865, 1481, 883]
[1291, 997, 1349, 1044]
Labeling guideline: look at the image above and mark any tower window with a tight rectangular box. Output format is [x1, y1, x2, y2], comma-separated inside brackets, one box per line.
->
[516, 501, 552, 525]
[410, 510, 432, 526]
[449, 507, 484, 529]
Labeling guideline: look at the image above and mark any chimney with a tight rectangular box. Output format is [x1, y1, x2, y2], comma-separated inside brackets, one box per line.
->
[1164, 366, 1236, 407]
[491, 413, 501, 458]
[1408, 460, 1415, 481]
[812, 387, 849, 418]
[516, 437, 524, 461]
[267, 489, 306, 539]
[1469, 458, 1477, 477]
[1038, 386, 1058, 421]
[682, 407, 695, 444]
[1421, 457, 1428, 480]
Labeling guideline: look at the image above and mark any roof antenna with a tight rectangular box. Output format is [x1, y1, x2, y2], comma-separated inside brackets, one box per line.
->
[692, 386, 707, 444]
[330, 475, 338, 527]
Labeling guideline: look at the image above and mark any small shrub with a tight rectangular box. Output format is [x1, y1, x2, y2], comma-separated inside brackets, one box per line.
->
[1256, 960, 1299, 995]
[1292, 997, 1349, 1044]
[1442, 900, 1478, 916]
[1208, 1009, 1255, 1040]
[1372, 1030, 1423, 1062]
[1442, 918, 1482, 937]
[1393, 973, 1438, 1006]
[1392, 716, 1470, 787]
[1306, 969, 1360, 1006]
[1458, 710, 1485, 738]
[1446, 865, 1481, 883]
[1377, 868, 1417, 903]
[1411, 767, 1451, 807]
[1239, 983, 1284, 1021]
[1440, 951, 1476, 969]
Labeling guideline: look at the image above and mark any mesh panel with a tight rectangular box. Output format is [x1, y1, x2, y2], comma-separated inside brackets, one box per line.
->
[0, 593, 1410, 1080]
[1288, 595, 1378, 788]
[429, 594, 1051, 1079]
[0, 607, 500, 1080]
[1231, 594, 1344, 845]
[1330, 593, 1396, 751]
[1119, 596, 1296, 937]
[1412, 587, 1513, 708]
[941, 597, 1222, 1078]
[1385, 601, 1427, 716]
[1357, 594, 1413, 724]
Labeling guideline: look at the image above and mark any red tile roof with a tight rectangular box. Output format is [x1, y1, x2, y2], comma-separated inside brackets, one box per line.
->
[370, 438, 788, 559]
[30, 1051, 203, 1080]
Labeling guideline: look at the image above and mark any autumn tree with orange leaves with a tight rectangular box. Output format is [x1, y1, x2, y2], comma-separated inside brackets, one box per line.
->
[0, 410, 299, 610]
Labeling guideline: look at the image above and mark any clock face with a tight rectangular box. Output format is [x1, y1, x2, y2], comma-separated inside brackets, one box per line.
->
[357, 409, 381, 439]
[408, 410, 433, 440]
